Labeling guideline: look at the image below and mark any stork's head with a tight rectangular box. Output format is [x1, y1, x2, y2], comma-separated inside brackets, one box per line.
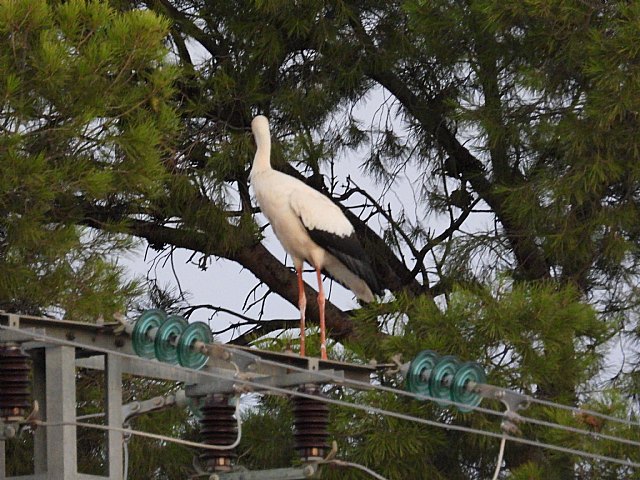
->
[251, 115, 270, 136]
[250, 115, 272, 174]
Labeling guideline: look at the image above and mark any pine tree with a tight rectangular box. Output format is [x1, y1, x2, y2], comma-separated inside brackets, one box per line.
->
[0, 0, 179, 319]
[125, 1, 638, 477]
[0, 1, 185, 476]
[4, 0, 640, 478]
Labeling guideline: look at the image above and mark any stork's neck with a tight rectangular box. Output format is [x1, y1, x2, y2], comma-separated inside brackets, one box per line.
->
[251, 127, 272, 175]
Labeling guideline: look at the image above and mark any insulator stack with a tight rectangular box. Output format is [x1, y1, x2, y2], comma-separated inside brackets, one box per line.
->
[0, 344, 31, 421]
[292, 386, 329, 461]
[405, 349, 487, 412]
[199, 394, 237, 472]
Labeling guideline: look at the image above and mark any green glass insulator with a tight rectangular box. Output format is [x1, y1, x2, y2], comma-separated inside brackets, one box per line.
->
[451, 361, 486, 412]
[177, 321, 213, 370]
[428, 355, 461, 407]
[154, 315, 187, 364]
[406, 350, 440, 395]
[131, 309, 166, 359]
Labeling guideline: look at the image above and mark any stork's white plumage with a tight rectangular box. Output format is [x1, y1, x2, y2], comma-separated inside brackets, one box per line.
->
[250, 115, 382, 360]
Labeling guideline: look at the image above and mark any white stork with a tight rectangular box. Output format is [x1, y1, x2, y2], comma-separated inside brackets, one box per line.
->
[250, 115, 382, 360]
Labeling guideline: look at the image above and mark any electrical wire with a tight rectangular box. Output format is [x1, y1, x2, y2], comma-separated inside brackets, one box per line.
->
[512, 410, 640, 449]
[76, 412, 105, 420]
[222, 345, 640, 448]
[74, 398, 238, 478]
[32, 419, 236, 451]
[222, 398, 243, 450]
[34, 390, 640, 470]
[225, 345, 509, 417]
[323, 459, 390, 480]
[491, 436, 506, 480]
[528, 396, 639, 428]
[48, 400, 241, 451]
[5, 324, 639, 466]
[226, 344, 640, 428]
[123, 436, 129, 480]
[75, 401, 240, 478]
[2, 324, 639, 470]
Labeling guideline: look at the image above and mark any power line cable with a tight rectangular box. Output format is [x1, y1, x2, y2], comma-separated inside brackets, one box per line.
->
[2, 324, 639, 470]
[32, 419, 230, 451]
[0, 322, 627, 449]
[491, 436, 506, 480]
[229, 344, 640, 427]
[223, 345, 640, 448]
[224, 345, 508, 416]
[123, 436, 129, 480]
[323, 459, 390, 480]
[5, 324, 639, 461]
[528, 395, 639, 428]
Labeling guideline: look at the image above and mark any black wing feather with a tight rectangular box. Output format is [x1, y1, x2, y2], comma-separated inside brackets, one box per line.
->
[307, 228, 383, 296]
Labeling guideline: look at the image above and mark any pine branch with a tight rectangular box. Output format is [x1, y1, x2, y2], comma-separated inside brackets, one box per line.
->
[408, 198, 478, 280]
[72, 201, 356, 341]
[227, 318, 301, 346]
[181, 303, 299, 345]
[348, 14, 550, 282]
[145, 0, 223, 60]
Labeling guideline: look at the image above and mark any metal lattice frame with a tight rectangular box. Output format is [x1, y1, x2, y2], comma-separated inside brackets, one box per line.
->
[0, 313, 379, 479]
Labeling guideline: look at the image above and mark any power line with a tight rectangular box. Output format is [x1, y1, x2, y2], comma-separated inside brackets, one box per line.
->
[322, 459, 390, 480]
[226, 345, 509, 417]
[1, 324, 639, 470]
[528, 395, 639, 428]
[223, 345, 640, 448]
[233, 344, 640, 427]
[491, 436, 506, 480]
[32, 419, 223, 451]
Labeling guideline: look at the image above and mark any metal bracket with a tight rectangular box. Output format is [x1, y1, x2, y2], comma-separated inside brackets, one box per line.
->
[0, 400, 40, 440]
[122, 390, 188, 422]
[185, 370, 345, 398]
[0, 420, 17, 441]
[472, 383, 530, 434]
[196, 464, 319, 479]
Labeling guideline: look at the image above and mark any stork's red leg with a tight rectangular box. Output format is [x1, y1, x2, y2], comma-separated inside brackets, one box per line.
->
[297, 266, 306, 357]
[316, 268, 327, 360]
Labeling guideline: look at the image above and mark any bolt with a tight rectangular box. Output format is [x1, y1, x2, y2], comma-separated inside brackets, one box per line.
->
[303, 464, 317, 477]
[3, 425, 16, 439]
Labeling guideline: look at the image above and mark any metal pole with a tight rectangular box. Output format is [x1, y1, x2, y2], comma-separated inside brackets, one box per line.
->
[0, 437, 5, 478]
[31, 348, 47, 474]
[105, 354, 123, 480]
[45, 345, 77, 478]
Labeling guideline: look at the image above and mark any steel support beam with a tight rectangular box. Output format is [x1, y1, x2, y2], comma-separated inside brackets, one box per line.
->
[209, 464, 319, 479]
[45, 345, 77, 478]
[31, 349, 47, 474]
[76, 354, 205, 384]
[1, 437, 5, 479]
[105, 354, 123, 480]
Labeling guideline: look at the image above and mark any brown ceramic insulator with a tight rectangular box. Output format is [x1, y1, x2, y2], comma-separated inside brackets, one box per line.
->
[199, 395, 237, 472]
[0, 345, 31, 421]
[292, 388, 329, 461]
